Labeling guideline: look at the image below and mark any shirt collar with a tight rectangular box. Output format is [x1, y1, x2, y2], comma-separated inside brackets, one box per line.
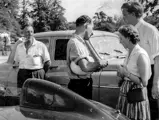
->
[24, 37, 37, 46]
[73, 33, 85, 43]
[32, 37, 37, 46]
[135, 19, 144, 29]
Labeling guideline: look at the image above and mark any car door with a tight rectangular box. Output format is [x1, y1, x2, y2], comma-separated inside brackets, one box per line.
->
[36, 36, 71, 87]
[90, 34, 127, 108]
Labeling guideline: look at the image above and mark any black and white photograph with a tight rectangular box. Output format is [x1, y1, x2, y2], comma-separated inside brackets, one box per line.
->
[0, 0, 159, 120]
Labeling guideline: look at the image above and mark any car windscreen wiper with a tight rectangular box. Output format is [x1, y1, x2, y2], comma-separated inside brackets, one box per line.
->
[99, 52, 125, 59]
[114, 49, 123, 54]
[99, 52, 110, 55]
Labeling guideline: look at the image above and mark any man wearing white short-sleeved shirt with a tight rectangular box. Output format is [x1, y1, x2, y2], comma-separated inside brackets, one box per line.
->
[14, 26, 51, 88]
[121, 1, 159, 119]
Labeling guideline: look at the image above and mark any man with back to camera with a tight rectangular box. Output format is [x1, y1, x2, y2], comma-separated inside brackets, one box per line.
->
[67, 15, 108, 99]
[14, 25, 51, 89]
[121, 1, 159, 120]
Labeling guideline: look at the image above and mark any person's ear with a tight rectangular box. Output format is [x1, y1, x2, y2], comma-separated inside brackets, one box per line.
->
[131, 12, 136, 17]
[84, 23, 88, 29]
[128, 37, 131, 42]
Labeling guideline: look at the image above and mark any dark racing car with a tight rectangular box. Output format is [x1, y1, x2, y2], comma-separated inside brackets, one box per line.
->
[0, 78, 130, 120]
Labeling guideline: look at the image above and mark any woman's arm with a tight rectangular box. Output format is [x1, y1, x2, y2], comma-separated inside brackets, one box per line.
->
[152, 56, 159, 99]
[117, 54, 150, 86]
[153, 56, 159, 86]
[137, 54, 150, 87]
[118, 65, 141, 85]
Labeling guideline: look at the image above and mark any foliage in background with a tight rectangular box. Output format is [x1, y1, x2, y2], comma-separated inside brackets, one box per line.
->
[144, 9, 159, 29]
[0, 0, 21, 38]
[0, 0, 159, 37]
[18, 0, 32, 30]
[93, 0, 159, 32]
[68, 22, 76, 30]
[27, 0, 68, 33]
[0, 0, 69, 40]
[93, 11, 118, 32]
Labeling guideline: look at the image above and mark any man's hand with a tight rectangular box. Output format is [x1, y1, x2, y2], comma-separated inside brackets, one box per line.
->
[152, 84, 159, 99]
[98, 60, 108, 68]
[43, 60, 51, 73]
[12, 61, 19, 69]
[93, 60, 107, 72]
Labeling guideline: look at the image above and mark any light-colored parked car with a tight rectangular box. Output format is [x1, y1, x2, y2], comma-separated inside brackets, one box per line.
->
[0, 78, 130, 120]
[0, 30, 127, 108]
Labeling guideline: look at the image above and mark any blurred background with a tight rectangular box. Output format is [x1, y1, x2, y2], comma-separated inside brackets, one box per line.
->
[0, 0, 159, 48]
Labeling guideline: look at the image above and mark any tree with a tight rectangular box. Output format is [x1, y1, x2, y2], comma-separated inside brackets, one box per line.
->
[29, 0, 68, 33]
[0, 0, 21, 37]
[18, 5, 33, 29]
[0, 0, 19, 18]
[144, 9, 159, 29]
[93, 11, 117, 32]
[68, 22, 76, 30]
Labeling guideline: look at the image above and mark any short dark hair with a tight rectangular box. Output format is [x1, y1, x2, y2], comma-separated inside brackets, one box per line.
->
[76, 15, 92, 27]
[121, 1, 143, 18]
[118, 25, 140, 44]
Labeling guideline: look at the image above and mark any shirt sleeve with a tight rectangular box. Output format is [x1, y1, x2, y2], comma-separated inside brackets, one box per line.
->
[149, 29, 159, 59]
[69, 40, 87, 63]
[42, 44, 51, 63]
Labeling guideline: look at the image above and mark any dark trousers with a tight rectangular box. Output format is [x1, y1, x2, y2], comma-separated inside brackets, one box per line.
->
[17, 68, 45, 88]
[147, 65, 159, 120]
[68, 78, 92, 99]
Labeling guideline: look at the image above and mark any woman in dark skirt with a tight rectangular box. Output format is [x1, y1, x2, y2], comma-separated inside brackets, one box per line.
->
[116, 25, 151, 120]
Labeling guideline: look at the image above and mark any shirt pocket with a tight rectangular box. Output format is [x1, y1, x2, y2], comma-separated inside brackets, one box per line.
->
[32, 55, 42, 66]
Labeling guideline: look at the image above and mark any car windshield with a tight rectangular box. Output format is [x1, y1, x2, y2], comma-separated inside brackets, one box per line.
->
[90, 35, 127, 60]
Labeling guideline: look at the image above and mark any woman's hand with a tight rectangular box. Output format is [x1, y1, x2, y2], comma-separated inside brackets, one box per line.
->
[152, 84, 159, 99]
[117, 65, 128, 78]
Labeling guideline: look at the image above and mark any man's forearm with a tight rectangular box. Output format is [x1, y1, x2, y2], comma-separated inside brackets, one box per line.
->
[43, 60, 51, 73]
[78, 59, 108, 72]
[153, 57, 159, 85]
[87, 61, 100, 72]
